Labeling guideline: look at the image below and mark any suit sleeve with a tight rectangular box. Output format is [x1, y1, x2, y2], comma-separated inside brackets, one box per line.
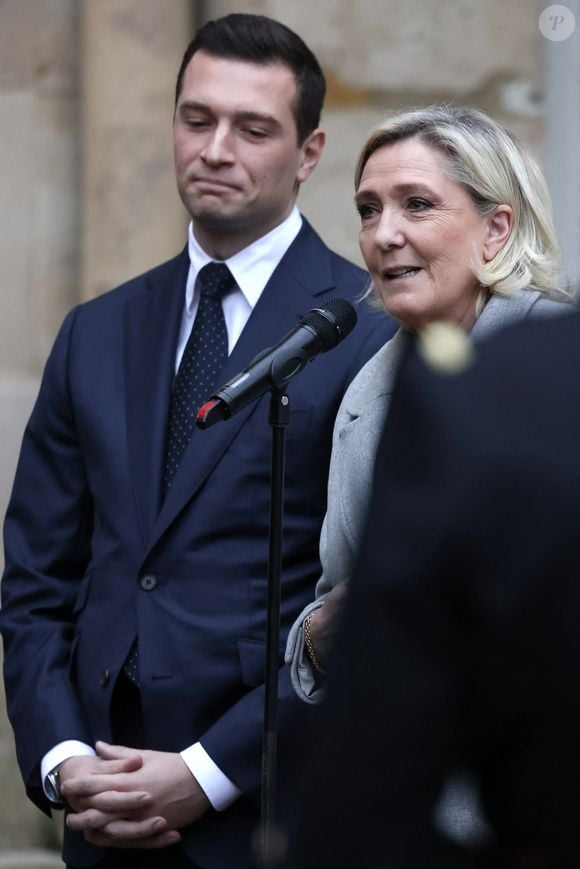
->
[0, 308, 94, 811]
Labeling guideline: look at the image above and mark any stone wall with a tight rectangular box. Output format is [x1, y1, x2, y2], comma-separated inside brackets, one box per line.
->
[0, 0, 572, 861]
[212, 0, 548, 268]
[0, 0, 194, 861]
[0, 0, 79, 856]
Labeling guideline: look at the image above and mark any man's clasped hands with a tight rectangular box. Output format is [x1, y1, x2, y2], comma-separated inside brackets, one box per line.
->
[60, 741, 210, 850]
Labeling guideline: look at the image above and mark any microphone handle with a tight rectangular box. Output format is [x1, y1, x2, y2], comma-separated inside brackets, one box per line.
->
[214, 323, 323, 417]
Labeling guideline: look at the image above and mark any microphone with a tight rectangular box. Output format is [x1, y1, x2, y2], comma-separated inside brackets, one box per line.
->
[196, 298, 357, 429]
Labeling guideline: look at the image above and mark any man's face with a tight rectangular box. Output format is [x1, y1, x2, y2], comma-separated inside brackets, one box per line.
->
[173, 50, 324, 258]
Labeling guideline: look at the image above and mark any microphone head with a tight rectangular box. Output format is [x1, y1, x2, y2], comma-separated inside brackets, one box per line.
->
[303, 299, 357, 351]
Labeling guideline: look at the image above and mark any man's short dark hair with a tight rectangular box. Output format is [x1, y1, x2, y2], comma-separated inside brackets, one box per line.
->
[175, 13, 326, 145]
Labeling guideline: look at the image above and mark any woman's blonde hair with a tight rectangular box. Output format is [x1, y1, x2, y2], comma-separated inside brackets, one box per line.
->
[355, 105, 561, 296]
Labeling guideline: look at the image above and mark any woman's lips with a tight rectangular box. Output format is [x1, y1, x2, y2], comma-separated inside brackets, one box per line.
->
[383, 267, 422, 281]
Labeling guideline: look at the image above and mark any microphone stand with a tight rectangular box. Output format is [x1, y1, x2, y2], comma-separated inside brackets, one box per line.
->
[258, 385, 290, 868]
[195, 302, 357, 865]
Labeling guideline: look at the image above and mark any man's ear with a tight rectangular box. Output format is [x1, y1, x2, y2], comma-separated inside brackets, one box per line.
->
[483, 204, 513, 262]
[297, 129, 326, 183]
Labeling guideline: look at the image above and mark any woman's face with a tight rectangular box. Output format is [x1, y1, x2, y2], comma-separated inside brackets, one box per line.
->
[356, 138, 498, 331]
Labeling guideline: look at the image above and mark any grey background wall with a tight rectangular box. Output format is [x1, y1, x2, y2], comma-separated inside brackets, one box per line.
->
[0, 1, 578, 863]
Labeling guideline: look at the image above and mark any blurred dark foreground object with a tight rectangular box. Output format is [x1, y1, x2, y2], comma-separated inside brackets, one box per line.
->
[285, 310, 580, 869]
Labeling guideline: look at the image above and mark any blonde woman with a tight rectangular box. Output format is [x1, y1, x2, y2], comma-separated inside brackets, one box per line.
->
[286, 105, 571, 704]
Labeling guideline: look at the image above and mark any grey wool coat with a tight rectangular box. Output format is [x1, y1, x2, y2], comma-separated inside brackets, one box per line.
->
[285, 287, 570, 704]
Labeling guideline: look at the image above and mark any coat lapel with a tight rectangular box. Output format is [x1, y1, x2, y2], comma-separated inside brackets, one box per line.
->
[146, 220, 336, 554]
[124, 249, 189, 544]
[337, 329, 406, 496]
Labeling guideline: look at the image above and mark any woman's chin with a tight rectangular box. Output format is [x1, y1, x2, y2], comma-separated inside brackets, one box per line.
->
[382, 300, 431, 332]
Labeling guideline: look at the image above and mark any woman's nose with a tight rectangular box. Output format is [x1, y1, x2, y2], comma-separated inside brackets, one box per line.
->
[373, 210, 405, 250]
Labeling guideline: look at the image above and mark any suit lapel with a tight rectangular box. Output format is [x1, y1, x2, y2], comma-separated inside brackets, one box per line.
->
[146, 220, 335, 554]
[124, 249, 189, 544]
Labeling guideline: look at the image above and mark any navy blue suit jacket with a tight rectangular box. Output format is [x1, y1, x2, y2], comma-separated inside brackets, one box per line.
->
[1, 219, 396, 867]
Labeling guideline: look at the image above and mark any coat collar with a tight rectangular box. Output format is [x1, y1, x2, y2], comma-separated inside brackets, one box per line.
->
[472, 286, 541, 341]
[341, 288, 551, 425]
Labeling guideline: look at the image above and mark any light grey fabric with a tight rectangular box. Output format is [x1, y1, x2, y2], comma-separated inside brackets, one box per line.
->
[285, 287, 570, 704]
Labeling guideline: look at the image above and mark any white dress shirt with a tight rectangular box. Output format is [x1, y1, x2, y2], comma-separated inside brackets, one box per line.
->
[42, 207, 303, 812]
[176, 207, 303, 367]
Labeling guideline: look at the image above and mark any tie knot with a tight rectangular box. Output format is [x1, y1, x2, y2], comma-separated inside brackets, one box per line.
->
[198, 262, 235, 301]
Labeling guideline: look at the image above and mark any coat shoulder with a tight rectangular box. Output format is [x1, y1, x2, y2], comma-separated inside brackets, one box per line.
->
[76, 249, 189, 316]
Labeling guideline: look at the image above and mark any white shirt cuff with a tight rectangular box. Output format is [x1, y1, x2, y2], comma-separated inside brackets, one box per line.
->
[180, 742, 241, 811]
[41, 740, 96, 802]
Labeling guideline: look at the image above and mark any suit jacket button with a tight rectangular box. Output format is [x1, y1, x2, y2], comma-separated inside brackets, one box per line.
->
[100, 669, 110, 687]
[140, 574, 157, 591]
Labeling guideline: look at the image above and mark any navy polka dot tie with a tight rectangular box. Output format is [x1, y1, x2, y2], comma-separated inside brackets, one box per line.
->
[123, 263, 234, 687]
[163, 261, 235, 494]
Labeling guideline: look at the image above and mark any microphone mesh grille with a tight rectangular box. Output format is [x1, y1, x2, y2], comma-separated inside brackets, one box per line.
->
[303, 298, 357, 351]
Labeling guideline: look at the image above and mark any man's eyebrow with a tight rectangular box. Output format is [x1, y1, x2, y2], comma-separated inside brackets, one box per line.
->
[177, 100, 212, 114]
[177, 101, 282, 128]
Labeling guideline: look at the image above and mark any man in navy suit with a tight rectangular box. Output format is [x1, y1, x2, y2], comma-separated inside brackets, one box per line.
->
[0, 13, 395, 869]
[287, 312, 580, 868]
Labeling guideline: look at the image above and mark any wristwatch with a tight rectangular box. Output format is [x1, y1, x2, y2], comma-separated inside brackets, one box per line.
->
[45, 761, 66, 806]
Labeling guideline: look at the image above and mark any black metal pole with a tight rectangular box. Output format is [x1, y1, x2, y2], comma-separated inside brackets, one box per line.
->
[258, 387, 290, 868]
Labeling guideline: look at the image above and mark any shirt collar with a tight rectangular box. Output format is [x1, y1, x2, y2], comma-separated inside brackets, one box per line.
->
[186, 208, 303, 314]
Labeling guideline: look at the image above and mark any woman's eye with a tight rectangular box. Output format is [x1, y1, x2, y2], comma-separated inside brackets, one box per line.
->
[407, 197, 432, 212]
[356, 203, 378, 220]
